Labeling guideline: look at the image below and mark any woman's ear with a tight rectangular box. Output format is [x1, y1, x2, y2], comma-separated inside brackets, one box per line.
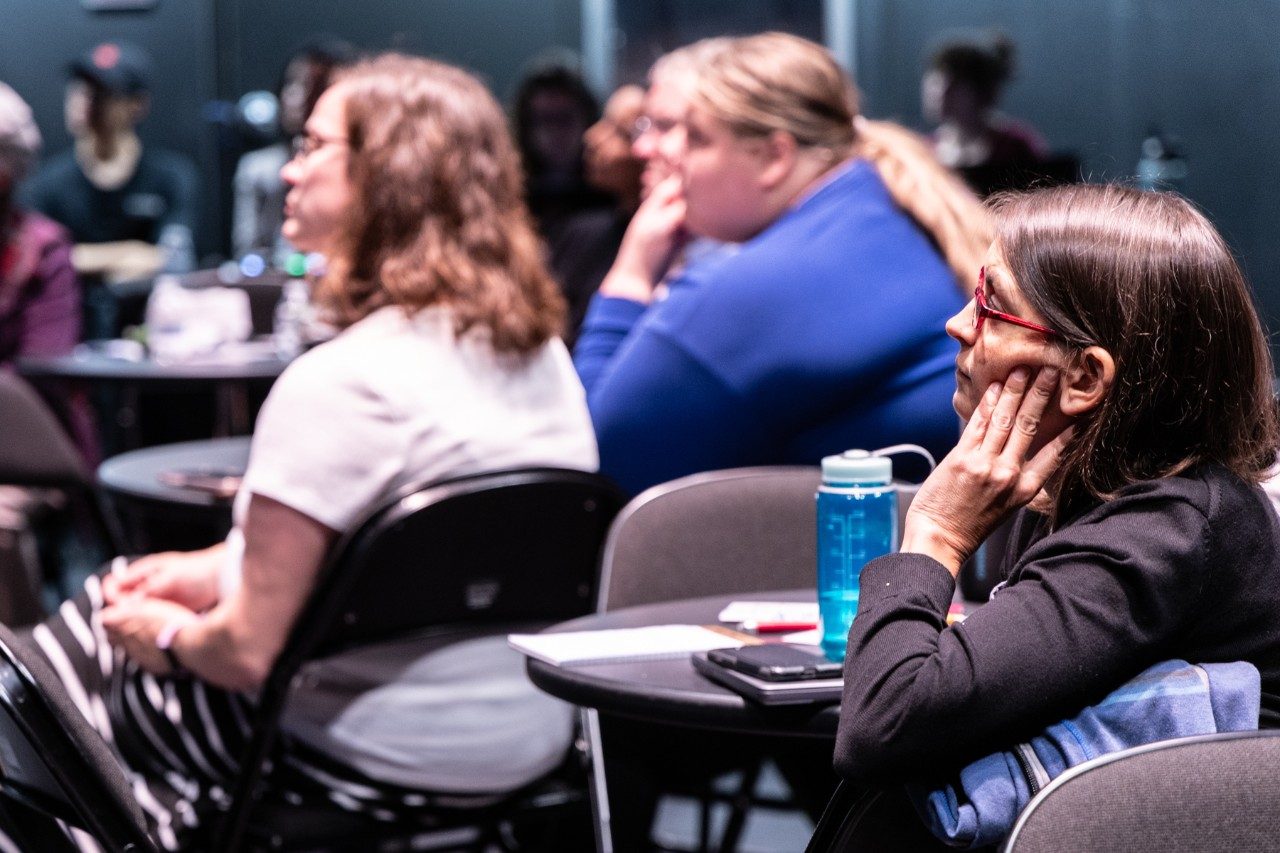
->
[1059, 345, 1115, 417]
[757, 130, 798, 189]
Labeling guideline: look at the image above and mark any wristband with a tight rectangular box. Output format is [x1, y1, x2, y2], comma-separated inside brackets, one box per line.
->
[155, 616, 196, 676]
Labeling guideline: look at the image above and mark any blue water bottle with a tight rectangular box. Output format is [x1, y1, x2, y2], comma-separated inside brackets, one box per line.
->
[817, 450, 897, 662]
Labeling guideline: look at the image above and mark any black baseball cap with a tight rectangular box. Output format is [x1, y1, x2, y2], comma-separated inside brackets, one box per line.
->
[70, 41, 152, 96]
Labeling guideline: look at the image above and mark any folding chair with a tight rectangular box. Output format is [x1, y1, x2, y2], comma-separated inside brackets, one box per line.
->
[0, 623, 158, 852]
[804, 783, 952, 853]
[0, 373, 126, 623]
[591, 466, 913, 853]
[1003, 730, 1280, 852]
[215, 467, 627, 851]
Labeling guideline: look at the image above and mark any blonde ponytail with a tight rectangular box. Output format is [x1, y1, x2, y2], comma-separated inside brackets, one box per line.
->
[854, 118, 992, 287]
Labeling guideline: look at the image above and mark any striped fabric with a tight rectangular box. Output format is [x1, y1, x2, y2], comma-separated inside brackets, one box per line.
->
[18, 574, 497, 850]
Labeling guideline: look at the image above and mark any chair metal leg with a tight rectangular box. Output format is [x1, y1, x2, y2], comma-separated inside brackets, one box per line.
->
[583, 709, 614, 853]
[715, 760, 763, 852]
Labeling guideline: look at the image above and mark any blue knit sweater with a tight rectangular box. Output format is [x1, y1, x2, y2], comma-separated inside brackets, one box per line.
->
[574, 159, 966, 494]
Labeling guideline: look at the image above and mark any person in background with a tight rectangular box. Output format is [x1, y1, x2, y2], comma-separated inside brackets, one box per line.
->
[922, 30, 1049, 171]
[231, 38, 353, 267]
[546, 84, 644, 344]
[0, 81, 98, 626]
[19, 54, 596, 849]
[0, 82, 96, 464]
[575, 32, 992, 495]
[22, 41, 199, 338]
[512, 60, 609, 244]
[835, 186, 1280, 844]
[631, 39, 729, 197]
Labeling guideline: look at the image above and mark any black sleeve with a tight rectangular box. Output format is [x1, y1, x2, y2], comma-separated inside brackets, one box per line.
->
[834, 490, 1211, 785]
[157, 153, 201, 236]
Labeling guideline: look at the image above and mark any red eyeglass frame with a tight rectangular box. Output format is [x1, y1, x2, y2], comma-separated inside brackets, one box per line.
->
[972, 267, 1063, 339]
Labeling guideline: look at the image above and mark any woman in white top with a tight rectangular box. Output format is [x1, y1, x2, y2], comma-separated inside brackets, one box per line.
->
[28, 54, 597, 849]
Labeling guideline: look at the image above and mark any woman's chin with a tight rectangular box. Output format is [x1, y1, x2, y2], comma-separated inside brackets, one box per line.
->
[951, 387, 974, 422]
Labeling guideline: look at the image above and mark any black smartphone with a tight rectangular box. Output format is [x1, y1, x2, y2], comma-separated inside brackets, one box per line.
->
[706, 643, 842, 682]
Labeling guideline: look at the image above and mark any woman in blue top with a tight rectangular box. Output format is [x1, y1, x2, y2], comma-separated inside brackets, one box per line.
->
[575, 32, 993, 493]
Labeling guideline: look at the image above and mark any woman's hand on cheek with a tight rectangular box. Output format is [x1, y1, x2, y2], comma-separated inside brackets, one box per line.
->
[599, 175, 688, 303]
[900, 365, 1073, 575]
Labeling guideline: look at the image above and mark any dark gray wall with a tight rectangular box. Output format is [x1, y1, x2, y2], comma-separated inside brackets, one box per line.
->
[850, 0, 1280, 348]
[0, 0, 219, 251]
[214, 0, 582, 108]
[615, 0, 822, 85]
[0, 0, 582, 259]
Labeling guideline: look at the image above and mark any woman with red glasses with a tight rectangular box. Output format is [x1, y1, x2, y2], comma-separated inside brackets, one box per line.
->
[835, 183, 1280, 799]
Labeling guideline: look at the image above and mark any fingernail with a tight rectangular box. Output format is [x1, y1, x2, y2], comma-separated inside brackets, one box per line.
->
[1043, 366, 1060, 381]
[1010, 367, 1029, 382]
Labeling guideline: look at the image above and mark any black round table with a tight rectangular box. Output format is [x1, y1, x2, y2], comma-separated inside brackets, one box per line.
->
[525, 589, 841, 739]
[98, 437, 251, 552]
[19, 343, 290, 440]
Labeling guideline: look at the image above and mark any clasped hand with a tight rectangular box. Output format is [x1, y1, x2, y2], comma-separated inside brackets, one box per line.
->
[900, 366, 1073, 575]
[98, 548, 222, 675]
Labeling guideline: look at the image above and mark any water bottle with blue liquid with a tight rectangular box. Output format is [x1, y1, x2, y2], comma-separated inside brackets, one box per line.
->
[817, 445, 935, 662]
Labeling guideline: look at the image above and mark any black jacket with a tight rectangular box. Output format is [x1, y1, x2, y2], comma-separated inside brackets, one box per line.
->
[835, 464, 1280, 785]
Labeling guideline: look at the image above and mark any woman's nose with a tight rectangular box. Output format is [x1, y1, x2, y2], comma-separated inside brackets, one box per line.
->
[946, 299, 977, 345]
[632, 131, 654, 160]
[280, 157, 300, 187]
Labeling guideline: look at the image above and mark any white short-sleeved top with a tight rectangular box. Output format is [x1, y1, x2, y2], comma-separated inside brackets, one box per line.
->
[230, 303, 597, 545]
[221, 303, 598, 792]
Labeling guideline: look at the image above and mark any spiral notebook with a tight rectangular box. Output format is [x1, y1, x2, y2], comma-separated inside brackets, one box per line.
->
[508, 624, 746, 667]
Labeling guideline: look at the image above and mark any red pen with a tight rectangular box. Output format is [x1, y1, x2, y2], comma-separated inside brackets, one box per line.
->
[740, 620, 819, 633]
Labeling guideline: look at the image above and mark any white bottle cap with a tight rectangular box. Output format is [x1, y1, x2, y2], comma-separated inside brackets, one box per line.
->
[821, 449, 892, 485]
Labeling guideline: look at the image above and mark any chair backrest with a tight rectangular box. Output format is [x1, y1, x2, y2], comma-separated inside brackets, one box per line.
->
[0, 373, 91, 489]
[217, 467, 628, 848]
[0, 373, 126, 556]
[0, 625, 157, 852]
[598, 467, 920, 612]
[598, 467, 819, 611]
[1003, 731, 1280, 853]
[296, 467, 628, 659]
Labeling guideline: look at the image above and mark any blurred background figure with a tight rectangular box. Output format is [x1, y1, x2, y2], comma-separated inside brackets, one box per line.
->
[576, 31, 990, 494]
[231, 38, 353, 267]
[922, 30, 1048, 172]
[512, 58, 609, 245]
[583, 85, 644, 212]
[0, 81, 95, 464]
[632, 39, 729, 198]
[22, 41, 199, 337]
[546, 83, 644, 345]
[0, 80, 98, 626]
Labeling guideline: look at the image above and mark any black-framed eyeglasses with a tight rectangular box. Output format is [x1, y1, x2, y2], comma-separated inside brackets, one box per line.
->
[290, 132, 349, 160]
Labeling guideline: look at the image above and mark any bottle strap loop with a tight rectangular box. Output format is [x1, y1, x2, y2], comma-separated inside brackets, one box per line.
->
[869, 443, 937, 478]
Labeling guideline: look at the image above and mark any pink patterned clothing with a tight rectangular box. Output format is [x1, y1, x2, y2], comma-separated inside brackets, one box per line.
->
[1, 210, 97, 466]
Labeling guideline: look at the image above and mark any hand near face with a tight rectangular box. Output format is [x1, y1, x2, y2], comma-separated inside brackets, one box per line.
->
[900, 365, 1074, 574]
[598, 175, 688, 304]
[100, 597, 197, 676]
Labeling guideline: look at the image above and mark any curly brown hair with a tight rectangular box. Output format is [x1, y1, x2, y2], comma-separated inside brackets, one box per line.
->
[318, 53, 564, 354]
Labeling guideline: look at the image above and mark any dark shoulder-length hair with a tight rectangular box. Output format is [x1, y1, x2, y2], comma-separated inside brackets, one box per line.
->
[992, 183, 1278, 520]
[319, 53, 564, 354]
